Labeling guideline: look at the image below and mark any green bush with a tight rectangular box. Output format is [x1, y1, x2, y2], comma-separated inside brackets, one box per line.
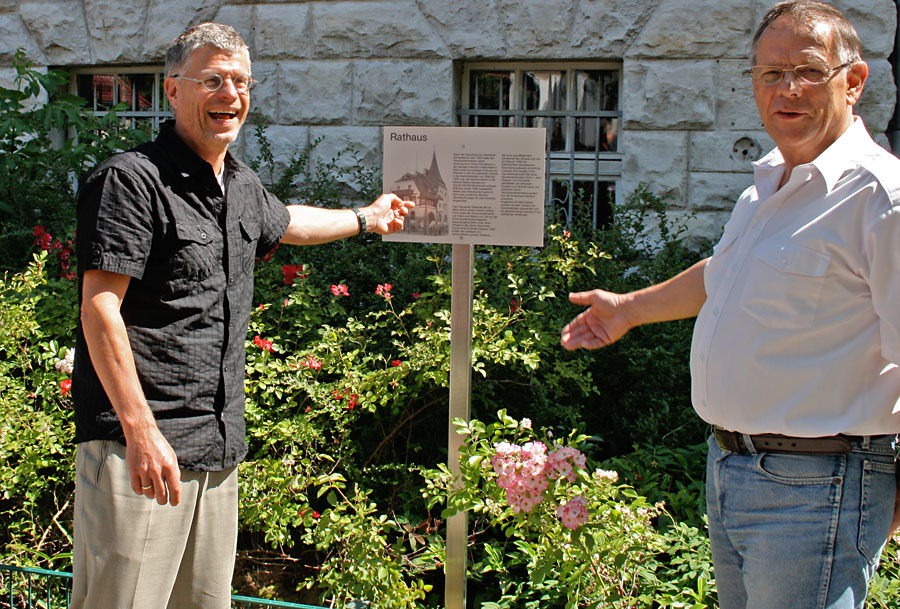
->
[0, 50, 150, 272]
[422, 410, 718, 608]
[0, 251, 77, 568]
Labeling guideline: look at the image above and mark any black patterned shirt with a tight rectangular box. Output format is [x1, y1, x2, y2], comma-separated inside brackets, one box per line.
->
[73, 121, 289, 471]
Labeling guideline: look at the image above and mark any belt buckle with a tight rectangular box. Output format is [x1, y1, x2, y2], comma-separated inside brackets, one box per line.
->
[715, 431, 730, 453]
[714, 427, 744, 454]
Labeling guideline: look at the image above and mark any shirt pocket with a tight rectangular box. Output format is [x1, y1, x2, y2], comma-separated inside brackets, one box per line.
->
[739, 240, 830, 330]
[239, 214, 261, 275]
[168, 221, 218, 292]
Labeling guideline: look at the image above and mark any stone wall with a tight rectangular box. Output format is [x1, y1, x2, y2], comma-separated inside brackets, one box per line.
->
[1, 0, 896, 240]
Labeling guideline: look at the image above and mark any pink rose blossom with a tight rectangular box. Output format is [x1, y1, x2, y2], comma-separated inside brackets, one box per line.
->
[557, 496, 589, 530]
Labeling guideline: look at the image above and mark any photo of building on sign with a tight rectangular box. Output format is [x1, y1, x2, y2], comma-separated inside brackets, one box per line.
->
[389, 151, 449, 237]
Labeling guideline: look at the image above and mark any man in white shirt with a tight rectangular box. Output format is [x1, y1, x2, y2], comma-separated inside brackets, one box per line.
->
[561, 1, 900, 607]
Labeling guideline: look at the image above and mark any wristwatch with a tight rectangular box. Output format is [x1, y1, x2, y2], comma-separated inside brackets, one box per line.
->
[352, 207, 367, 235]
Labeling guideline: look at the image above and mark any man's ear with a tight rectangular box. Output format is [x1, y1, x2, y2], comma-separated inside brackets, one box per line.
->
[163, 77, 178, 110]
[845, 60, 868, 106]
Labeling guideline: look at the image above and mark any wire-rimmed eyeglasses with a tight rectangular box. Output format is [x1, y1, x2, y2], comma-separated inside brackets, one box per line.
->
[748, 62, 852, 86]
[172, 73, 255, 93]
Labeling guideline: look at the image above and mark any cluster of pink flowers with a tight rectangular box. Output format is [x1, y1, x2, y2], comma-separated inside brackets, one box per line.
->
[331, 284, 349, 296]
[492, 441, 551, 514]
[281, 264, 308, 285]
[375, 283, 392, 299]
[490, 439, 590, 528]
[546, 445, 587, 483]
[299, 354, 322, 371]
[556, 496, 589, 530]
[253, 335, 274, 352]
[33, 226, 75, 280]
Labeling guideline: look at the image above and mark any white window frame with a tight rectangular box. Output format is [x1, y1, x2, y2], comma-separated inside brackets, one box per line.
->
[458, 61, 623, 228]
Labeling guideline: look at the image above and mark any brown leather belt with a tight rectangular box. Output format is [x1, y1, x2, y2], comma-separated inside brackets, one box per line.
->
[714, 427, 853, 455]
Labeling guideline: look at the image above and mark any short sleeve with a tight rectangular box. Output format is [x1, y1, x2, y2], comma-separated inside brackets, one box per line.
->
[256, 187, 290, 257]
[76, 166, 155, 279]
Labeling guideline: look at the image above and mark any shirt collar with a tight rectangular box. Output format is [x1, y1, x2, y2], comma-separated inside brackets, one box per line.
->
[157, 119, 240, 180]
[752, 116, 868, 195]
[810, 117, 868, 192]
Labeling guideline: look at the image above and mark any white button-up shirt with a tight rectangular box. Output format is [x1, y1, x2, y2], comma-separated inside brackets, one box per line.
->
[691, 118, 900, 437]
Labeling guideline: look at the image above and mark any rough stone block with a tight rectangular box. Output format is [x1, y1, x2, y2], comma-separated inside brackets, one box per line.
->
[620, 130, 688, 206]
[832, 0, 896, 59]
[144, 0, 221, 61]
[666, 209, 731, 246]
[85, 0, 144, 63]
[688, 171, 753, 211]
[308, 126, 383, 196]
[353, 60, 453, 125]
[312, 1, 447, 59]
[20, 0, 90, 64]
[690, 130, 775, 173]
[275, 61, 353, 125]
[238, 124, 310, 186]
[255, 4, 311, 60]
[417, 1, 508, 59]
[569, 0, 654, 58]
[716, 60, 764, 131]
[0, 13, 44, 64]
[0, 67, 15, 88]
[623, 60, 716, 130]
[245, 61, 280, 122]
[629, 0, 753, 59]
[855, 58, 895, 134]
[498, 0, 578, 59]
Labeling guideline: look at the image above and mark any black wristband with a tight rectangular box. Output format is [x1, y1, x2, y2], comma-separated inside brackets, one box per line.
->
[352, 207, 367, 235]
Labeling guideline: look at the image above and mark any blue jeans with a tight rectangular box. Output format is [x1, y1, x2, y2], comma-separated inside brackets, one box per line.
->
[706, 433, 897, 609]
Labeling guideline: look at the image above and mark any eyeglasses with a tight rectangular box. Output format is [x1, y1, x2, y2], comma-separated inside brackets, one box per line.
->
[172, 73, 255, 93]
[749, 62, 852, 86]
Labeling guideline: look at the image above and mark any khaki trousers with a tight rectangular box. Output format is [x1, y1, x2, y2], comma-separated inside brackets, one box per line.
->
[71, 440, 238, 609]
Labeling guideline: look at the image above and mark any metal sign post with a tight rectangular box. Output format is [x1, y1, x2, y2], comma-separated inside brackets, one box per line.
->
[381, 126, 546, 609]
[445, 243, 474, 609]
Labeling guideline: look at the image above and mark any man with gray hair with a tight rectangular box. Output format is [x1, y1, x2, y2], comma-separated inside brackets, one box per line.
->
[561, 1, 900, 607]
[71, 22, 413, 608]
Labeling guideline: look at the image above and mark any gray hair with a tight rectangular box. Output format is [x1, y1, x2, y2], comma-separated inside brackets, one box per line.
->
[165, 22, 249, 77]
[751, 0, 861, 65]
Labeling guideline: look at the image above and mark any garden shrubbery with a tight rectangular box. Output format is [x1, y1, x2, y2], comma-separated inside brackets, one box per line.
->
[3, 57, 900, 608]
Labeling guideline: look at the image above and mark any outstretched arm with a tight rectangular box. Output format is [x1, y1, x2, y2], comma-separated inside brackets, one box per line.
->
[80, 270, 182, 506]
[561, 258, 708, 350]
[281, 193, 414, 245]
